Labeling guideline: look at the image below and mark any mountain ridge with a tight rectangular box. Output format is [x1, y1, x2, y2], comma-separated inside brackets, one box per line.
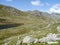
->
[0, 4, 60, 45]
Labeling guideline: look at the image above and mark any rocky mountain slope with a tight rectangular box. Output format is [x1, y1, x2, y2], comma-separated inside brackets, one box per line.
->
[0, 4, 60, 45]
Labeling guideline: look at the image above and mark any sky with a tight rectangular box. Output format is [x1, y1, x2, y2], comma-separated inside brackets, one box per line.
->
[0, 0, 60, 13]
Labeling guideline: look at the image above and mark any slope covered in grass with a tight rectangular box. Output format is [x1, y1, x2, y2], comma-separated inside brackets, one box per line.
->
[0, 4, 60, 45]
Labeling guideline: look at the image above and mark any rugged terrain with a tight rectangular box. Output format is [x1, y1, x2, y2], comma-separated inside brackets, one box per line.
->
[0, 4, 60, 45]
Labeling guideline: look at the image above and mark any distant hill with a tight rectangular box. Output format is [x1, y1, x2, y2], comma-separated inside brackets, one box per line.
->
[27, 10, 60, 22]
[0, 4, 60, 23]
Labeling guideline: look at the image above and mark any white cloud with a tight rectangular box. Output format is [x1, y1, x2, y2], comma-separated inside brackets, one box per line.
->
[5, 0, 13, 1]
[31, 0, 44, 6]
[47, 4, 60, 14]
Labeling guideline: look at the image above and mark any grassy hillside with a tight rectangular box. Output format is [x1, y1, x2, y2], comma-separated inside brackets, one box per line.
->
[0, 5, 60, 45]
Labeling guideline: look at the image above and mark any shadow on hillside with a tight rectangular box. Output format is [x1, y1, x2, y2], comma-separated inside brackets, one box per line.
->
[0, 18, 6, 22]
[0, 23, 24, 29]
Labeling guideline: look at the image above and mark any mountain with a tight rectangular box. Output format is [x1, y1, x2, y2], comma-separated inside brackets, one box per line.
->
[0, 4, 60, 45]
[27, 10, 60, 22]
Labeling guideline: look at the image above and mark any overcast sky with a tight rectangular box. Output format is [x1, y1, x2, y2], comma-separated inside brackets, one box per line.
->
[0, 0, 60, 13]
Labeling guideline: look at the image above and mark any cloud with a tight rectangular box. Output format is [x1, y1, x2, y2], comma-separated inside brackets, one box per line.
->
[31, 0, 44, 6]
[5, 0, 13, 1]
[47, 4, 60, 14]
